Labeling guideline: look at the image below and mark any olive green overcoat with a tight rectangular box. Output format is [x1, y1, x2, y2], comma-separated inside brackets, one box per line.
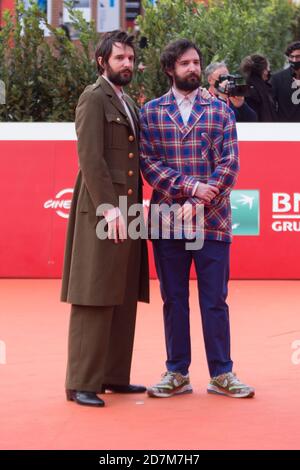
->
[61, 76, 149, 306]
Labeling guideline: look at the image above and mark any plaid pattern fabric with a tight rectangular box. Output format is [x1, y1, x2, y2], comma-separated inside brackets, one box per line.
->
[139, 89, 240, 242]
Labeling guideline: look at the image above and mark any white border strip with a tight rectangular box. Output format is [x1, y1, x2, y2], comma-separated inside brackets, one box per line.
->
[0, 122, 300, 141]
[0, 123, 76, 141]
[236, 123, 300, 142]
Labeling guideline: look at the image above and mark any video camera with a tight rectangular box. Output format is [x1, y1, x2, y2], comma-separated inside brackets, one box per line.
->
[214, 74, 252, 97]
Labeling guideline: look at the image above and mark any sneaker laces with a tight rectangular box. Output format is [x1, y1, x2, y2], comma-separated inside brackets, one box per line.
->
[225, 372, 247, 388]
[159, 371, 177, 386]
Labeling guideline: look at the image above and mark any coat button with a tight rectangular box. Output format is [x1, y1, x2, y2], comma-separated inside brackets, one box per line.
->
[128, 189, 133, 195]
[128, 135, 134, 142]
[128, 170, 134, 176]
[128, 152, 134, 159]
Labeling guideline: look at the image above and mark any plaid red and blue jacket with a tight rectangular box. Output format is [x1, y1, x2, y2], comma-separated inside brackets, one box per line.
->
[139, 88, 240, 242]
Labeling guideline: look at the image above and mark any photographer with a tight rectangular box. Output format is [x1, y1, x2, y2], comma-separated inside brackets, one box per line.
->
[205, 62, 257, 122]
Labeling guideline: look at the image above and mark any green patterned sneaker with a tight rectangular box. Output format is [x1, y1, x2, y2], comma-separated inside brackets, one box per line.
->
[147, 371, 193, 398]
[207, 372, 255, 398]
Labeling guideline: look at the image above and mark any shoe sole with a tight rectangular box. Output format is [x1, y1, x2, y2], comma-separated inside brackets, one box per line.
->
[147, 384, 193, 398]
[66, 391, 105, 407]
[69, 398, 105, 407]
[207, 384, 255, 398]
[103, 389, 146, 394]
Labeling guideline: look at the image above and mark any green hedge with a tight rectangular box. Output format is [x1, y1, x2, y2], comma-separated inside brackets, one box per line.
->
[0, 0, 98, 121]
[0, 0, 299, 121]
[135, 0, 299, 101]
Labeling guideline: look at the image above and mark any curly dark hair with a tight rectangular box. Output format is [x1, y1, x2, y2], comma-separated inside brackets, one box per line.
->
[95, 30, 136, 75]
[160, 38, 202, 84]
[285, 41, 300, 57]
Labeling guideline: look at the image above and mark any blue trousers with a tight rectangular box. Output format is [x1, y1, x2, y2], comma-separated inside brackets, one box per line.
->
[152, 239, 233, 378]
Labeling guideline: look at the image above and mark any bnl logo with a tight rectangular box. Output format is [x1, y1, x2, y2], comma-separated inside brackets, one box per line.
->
[231, 190, 260, 236]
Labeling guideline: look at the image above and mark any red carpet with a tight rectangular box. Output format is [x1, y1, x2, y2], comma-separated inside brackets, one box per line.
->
[0, 279, 299, 450]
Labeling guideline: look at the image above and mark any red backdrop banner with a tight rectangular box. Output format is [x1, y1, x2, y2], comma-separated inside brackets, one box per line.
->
[0, 123, 299, 279]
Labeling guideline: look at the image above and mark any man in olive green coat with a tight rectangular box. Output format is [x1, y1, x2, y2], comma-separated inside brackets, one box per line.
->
[61, 31, 149, 407]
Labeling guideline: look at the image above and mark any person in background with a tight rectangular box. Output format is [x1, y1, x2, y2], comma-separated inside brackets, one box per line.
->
[271, 41, 300, 122]
[240, 53, 277, 122]
[205, 61, 257, 122]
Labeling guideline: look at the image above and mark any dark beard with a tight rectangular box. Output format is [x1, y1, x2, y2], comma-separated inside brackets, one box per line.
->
[106, 63, 133, 86]
[173, 72, 201, 92]
[290, 60, 300, 72]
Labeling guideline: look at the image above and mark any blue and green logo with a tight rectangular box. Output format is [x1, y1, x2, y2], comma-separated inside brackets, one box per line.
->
[230, 190, 260, 236]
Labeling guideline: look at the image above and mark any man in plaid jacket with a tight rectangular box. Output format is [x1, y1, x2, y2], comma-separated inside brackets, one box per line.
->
[140, 39, 254, 399]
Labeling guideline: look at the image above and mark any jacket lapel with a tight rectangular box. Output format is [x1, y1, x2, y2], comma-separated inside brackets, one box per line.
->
[99, 77, 137, 135]
[111, 95, 129, 120]
[182, 93, 210, 140]
[97, 76, 128, 120]
[123, 94, 139, 135]
[160, 90, 186, 134]
[160, 89, 211, 138]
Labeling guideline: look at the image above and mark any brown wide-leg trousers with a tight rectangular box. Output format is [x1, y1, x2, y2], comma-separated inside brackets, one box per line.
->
[65, 240, 141, 392]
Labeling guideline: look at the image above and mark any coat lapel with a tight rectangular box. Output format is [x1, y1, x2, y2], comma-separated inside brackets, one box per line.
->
[98, 77, 137, 135]
[97, 76, 128, 120]
[160, 90, 186, 134]
[111, 94, 129, 120]
[182, 92, 210, 140]
[123, 94, 139, 135]
[160, 89, 211, 138]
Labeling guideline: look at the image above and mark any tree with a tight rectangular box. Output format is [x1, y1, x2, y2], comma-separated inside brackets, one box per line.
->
[0, 0, 298, 120]
[134, 0, 296, 101]
[0, 0, 98, 121]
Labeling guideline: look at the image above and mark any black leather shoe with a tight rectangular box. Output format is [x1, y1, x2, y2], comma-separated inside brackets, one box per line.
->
[101, 384, 146, 394]
[66, 389, 105, 407]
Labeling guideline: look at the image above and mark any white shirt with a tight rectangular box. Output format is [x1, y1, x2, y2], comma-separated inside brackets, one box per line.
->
[172, 86, 199, 196]
[172, 86, 198, 126]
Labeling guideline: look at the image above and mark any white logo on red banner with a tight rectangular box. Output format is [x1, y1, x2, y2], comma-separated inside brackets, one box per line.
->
[272, 193, 300, 232]
[44, 188, 74, 219]
[44, 191, 149, 220]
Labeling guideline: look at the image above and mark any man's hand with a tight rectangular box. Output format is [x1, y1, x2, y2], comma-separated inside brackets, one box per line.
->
[200, 87, 212, 100]
[229, 95, 245, 108]
[215, 79, 229, 102]
[107, 214, 127, 244]
[195, 182, 219, 203]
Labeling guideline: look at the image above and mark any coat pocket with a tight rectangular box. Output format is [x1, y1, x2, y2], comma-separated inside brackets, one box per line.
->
[200, 132, 223, 173]
[200, 132, 213, 157]
[105, 113, 129, 149]
[109, 168, 126, 185]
